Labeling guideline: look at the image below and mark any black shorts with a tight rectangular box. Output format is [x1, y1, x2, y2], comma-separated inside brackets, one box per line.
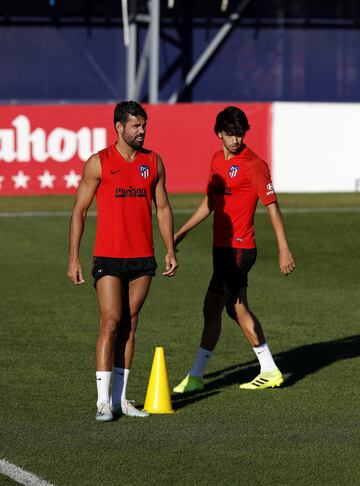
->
[208, 247, 257, 297]
[92, 256, 157, 288]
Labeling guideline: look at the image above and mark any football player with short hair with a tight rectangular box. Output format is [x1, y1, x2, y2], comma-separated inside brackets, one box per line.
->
[67, 101, 178, 421]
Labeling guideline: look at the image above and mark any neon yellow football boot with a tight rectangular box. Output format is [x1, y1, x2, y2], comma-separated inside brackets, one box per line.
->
[173, 375, 204, 394]
[239, 368, 284, 390]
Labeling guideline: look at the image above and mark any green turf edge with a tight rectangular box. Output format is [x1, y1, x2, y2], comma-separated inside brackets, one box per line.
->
[0, 192, 359, 211]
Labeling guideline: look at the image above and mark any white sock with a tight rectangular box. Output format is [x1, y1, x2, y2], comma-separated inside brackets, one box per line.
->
[253, 343, 277, 372]
[112, 368, 130, 405]
[189, 347, 213, 378]
[96, 371, 112, 407]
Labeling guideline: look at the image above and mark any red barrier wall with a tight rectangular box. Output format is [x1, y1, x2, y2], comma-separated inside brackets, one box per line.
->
[0, 103, 271, 195]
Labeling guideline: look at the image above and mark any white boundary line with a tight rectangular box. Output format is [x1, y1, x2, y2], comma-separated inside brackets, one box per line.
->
[0, 211, 74, 217]
[0, 207, 359, 217]
[0, 459, 54, 486]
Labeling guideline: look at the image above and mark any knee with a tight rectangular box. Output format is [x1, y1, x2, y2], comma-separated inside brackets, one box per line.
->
[122, 312, 139, 333]
[203, 301, 212, 321]
[226, 301, 252, 326]
[99, 312, 119, 338]
[130, 313, 139, 333]
[203, 300, 221, 323]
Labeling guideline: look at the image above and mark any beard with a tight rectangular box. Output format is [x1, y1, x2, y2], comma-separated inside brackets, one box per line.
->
[123, 132, 144, 150]
[128, 139, 144, 150]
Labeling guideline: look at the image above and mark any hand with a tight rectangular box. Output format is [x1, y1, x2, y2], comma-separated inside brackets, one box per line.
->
[67, 259, 85, 285]
[163, 251, 178, 277]
[279, 248, 296, 276]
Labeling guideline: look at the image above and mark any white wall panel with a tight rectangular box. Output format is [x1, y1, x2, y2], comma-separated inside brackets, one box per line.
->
[272, 103, 360, 192]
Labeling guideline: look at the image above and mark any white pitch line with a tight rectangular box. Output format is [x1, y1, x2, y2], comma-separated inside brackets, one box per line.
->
[0, 211, 74, 217]
[0, 459, 54, 486]
[0, 207, 359, 218]
[278, 207, 360, 214]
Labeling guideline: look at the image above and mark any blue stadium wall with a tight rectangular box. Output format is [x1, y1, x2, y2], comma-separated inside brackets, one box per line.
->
[1, 25, 360, 102]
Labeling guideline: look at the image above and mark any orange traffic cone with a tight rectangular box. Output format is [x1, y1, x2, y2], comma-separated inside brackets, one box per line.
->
[143, 347, 174, 414]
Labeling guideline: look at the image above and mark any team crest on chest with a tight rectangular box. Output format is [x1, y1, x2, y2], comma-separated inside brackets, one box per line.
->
[140, 164, 150, 179]
[229, 165, 239, 178]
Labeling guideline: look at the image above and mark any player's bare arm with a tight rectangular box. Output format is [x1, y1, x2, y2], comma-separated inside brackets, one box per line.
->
[67, 154, 101, 285]
[174, 195, 213, 247]
[266, 202, 296, 276]
[154, 155, 178, 277]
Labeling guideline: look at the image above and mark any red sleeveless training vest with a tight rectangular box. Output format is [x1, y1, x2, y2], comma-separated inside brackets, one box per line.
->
[93, 143, 158, 258]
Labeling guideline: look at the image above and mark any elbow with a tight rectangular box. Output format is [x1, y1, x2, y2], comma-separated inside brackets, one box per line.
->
[157, 205, 173, 217]
[81, 207, 88, 221]
[72, 205, 88, 224]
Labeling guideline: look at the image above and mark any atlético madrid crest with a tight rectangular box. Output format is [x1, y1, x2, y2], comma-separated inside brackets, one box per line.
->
[140, 164, 149, 179]
[229, 165, 239, 178]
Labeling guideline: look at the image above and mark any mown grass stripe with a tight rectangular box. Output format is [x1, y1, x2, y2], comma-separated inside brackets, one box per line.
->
[0, 207, 359, 218]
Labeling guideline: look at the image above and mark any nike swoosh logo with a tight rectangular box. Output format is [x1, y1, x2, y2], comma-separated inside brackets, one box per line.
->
[110, 170, 121, 175]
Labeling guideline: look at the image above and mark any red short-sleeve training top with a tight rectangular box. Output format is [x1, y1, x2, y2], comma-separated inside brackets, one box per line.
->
[207, 145, 277, 249]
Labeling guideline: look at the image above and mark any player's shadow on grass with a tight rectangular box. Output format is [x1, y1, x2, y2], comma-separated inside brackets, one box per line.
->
[274, 334, 360, 387]
[171, 334, 360, 407]
[171, 390, 221, 411]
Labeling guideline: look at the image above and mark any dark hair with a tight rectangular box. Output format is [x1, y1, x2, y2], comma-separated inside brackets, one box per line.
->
[114, 101, 147, 128]
[214, 106, 250, 137]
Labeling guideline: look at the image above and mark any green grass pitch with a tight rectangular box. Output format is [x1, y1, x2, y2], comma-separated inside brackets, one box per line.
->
[0, 193, 359, 486]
